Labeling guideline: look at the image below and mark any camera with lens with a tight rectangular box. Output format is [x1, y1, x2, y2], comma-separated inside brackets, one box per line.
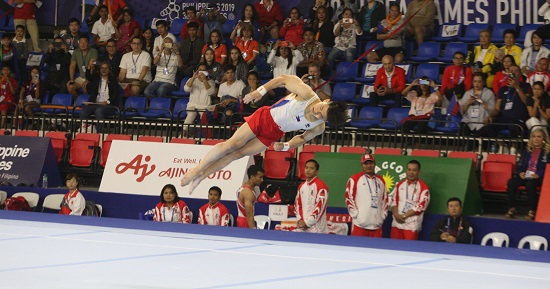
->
[307, 75, 314, 80]
[53, 42, 62, 48]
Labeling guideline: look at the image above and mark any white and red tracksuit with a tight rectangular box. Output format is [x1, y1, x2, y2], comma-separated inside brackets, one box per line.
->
[389, 179, 430, 239]
[295, 176, 329, 233]
[60, 189, 86, 215]
[153, 200, 191, 223]
[198, 202, 230, 226]
[236, 185, 257, 228]
[345, 172, 388, 237]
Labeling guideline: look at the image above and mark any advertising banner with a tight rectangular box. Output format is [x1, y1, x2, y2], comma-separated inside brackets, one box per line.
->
[99, 141, 253, 200]
[0, 136, 61, 187]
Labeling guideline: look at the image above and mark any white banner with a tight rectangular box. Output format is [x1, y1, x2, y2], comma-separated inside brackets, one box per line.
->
[99, 141, 253, 200]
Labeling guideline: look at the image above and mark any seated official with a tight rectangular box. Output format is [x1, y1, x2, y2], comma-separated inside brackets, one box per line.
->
[152, 184, 191, 223]
[197, 186, 230, 226]
[429, 197, 472, 244]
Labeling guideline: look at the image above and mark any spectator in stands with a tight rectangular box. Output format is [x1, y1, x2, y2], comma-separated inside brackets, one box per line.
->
[98, 39, 122, 79]
[236, 165, 265, 228]
[345, 154, 388, 237]
[370, 55, 406, 107]
[366, 3, 404, 63]
[296, 28, 328, 77]
[179, 21, 205, 77]
[91, 5, 116, 54]
[44, 37, 71, 95]
[153, 20, 176, 59]
[401, 76, 443, 134]
[217, 65, 246, 125]
[60, 173, 86, 216]
[255, 0, 283, 42]
[182, 64, 215, 136]
[200, 48, 224, 85]
[540, 0, 550, 24]
[327, 8, 363, 68]
[144, 37, 181, 100]
[12, 25, 31, 82]
[404, 0, 436, 46]
[526, 58, 550, 92]
[500, 29, 522, 66]
[526, 81, 550, 130]
[279, 7, 305, 47]
[489, 65, 531, 137]
[141, 27, 154, 59]
[0, 34, 15, 73]
[81, 61, 120, 133]
[13, 0, 40, 52]
[180, 6, 203, 40]
[311, 6, 335, 56]
[308, 0, 334, 26]
[300, 63, 331, 101]
[442, 52, 472, 103]
[0, 64, 17, 128]
[231, 23, 259, 70]
[115, 9, 142, 53]
[118, 36, 152, 96]
[429, 197, 472, 244]
[506, 128, 550, 221]
[520, 31, 550, 77]
[492, 54, 516, 96]
[198, 186, 230, 226]
[236, 4, 261, 41]
[295, 159, 329, 233]
[68, 34, 98, 98]
[152, 184, 191, 223]
[389, 160, 430, 240]
[241, 71, 271, 115]
[228, 47, 249, 82]
[358, 0, 386, 38]
[88, 0, 128, 26]
[62, 18, 81, 55]
[459, 73, 495, 137]
[267, 40, 303, 78]
[332, 0, 358, 23]
[17, 66, 43, 120]
[470, 29, 498, 88]
[198, 4, 227, 44]
[201, 29, 227, 65]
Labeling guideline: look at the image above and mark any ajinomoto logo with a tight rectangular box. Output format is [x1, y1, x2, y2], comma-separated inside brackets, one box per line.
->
[375, 161, 407, 192]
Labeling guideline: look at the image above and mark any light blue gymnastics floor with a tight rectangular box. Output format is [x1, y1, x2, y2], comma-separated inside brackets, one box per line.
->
[1, 216, 549, 289]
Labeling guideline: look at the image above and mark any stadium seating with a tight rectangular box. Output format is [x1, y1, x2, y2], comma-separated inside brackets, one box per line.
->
[458, 23, 489, 42]
[121, 96, 147, 118]
[374, 148, 402, 155]
[172, 77, 191, 98]
[432, 23, 461, 42]
[263, 146, 296, 180]
[355, 62, 381, 83]
[140, 97, 172, 118]
[137, 136, 164, 142]
[410, 149, 440, 157]
[45, 131, 68, 163]
[100, 134, 132, 167]
[409, 42, 441, 62]
[437, 42, 468, 63]
[411, 63, 441, 83]
[338, 146, 366, 154]
[517, 24, 541, 43]
[14, 130, 39, 137]
[349, 106, 382, 129]
[352, 84, 373, 105]
[492, 24, 516, 43]
[332, 62, 359, 82]
[172, 97, 190, 119]
[297, 145, 331, 180]
[379, 107, 409, 131]
[170, 138, 197, 144]
[448, 151, 480, 170]
[331, 82, 357, 102]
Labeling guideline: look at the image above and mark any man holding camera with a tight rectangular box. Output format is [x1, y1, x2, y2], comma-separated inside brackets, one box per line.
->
[301, 63, 331, 100]
[144, 38, 182, 100]
[458, 73, 495, 136]
[198, 4, 226, 44]
[45, 37, 71, 95]
[370, 55, 406, 107]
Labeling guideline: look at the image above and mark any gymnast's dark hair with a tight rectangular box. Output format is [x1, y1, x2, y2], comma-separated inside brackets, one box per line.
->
[327, 101, 349, 126]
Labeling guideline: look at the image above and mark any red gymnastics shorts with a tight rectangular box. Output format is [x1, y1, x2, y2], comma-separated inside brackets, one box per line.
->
[244, 106, 285, 146]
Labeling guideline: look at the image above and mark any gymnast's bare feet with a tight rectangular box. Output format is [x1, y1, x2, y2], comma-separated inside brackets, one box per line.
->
[180, 171, 194, 187]
[188, 178, 202, 195]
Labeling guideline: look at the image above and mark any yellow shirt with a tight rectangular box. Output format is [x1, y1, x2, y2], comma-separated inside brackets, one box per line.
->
[500, 45, 522, 66]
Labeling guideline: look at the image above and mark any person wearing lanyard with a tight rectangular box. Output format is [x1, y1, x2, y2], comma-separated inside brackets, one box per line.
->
[17, 66, 43, 122]
[152, 184, 191, 223]
[61, 18, 82, 55]
[144, 37, 181, 100]
[506, 128, 550, 221]
[459, 73, 495, 138]
[80, 61, 120, 133]
[429, 197, 472, 244]
[231, 23, 259, 69]
[118, 36, 152, 96]
[389, 160, 430, 240]
[68, 34, 99, 98]
[401, 76, 443, 134]
[294, 159, 329, 233]
[345, 154, 388, 238]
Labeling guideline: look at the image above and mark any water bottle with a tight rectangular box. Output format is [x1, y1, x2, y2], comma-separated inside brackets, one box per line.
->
[42, 174, 48, 189]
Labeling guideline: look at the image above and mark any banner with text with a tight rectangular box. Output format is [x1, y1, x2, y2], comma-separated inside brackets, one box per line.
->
[99, 141, 252, 200]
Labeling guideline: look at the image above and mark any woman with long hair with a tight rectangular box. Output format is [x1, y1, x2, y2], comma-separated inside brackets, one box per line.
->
[492, 54, 516, 95]
[152, 184, 191, 223]
[228, 47, 249, 82]
[201, 29, 227, 65]
[279, 7, 305, 47]
[237, 4, 261, 40]
[17, 66, 43, 119]
[115, 9, 142, 53]
[526, 81, 550, 130]
[200, 47, 224, 85]
[312, 5, 335, 56]
[267, 40, 303, 77]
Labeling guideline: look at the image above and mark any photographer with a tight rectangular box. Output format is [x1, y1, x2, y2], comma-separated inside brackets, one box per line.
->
[198, 4, 227, 43]
[267, 40, 302, 78]
[144, 38, 182, 100]
[327, 8, 362, 69]
[458, 73, 495, 137]
[44, 37, 71, 94]
[401, 76, 443, 134]
[300, 63, 331, 101]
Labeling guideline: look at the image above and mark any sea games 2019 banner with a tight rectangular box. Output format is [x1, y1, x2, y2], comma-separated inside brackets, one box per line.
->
[3, 1, 547, 28]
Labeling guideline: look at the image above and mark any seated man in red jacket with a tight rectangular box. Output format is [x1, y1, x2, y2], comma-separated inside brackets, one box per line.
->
[369, 55, 406, 107]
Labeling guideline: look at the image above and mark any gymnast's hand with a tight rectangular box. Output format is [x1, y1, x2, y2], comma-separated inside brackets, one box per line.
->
[243, 90, 262, 104]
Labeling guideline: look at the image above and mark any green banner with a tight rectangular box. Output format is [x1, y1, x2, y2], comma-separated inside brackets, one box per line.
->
[316, 152, 482, 216]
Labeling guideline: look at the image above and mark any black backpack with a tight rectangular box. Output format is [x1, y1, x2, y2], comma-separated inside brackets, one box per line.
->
[81, 200, 101, 216]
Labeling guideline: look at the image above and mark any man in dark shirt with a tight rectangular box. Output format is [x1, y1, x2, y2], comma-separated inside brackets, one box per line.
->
[179, 21, 205, 77]
[429, 197, 472, 244]
[98, 39, 122, 78]
[44, 37, 72, 94]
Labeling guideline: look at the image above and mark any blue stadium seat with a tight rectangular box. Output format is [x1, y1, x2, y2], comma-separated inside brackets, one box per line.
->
[360, 41, 384, 60]
[121, 96, 147, 118]
[492, 24, 517, 43]
[172, 77, 191, 98]
[140, 97, 172, 118]
[517, 24, 541, 43]
[171, 98, 189, 119]
[332, 62, 359, 82]
[352, 84, 373, 105]
[349, 106, 383, 129]
[411, 63, 441, 83]
[458, 23, 489, 42]
[379, 107, 410, 130]
[331, 82, 357, 102]
[71, 94, 90, 116]
[410, 42, 441, 62]
[355, 62, 382, 83]
[134, 17, 146, 30]
[437, 42, 468, 63]
[42, 93, 73, 114]
[169, 19, 187, 36]
[432, 23, 462, 42]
